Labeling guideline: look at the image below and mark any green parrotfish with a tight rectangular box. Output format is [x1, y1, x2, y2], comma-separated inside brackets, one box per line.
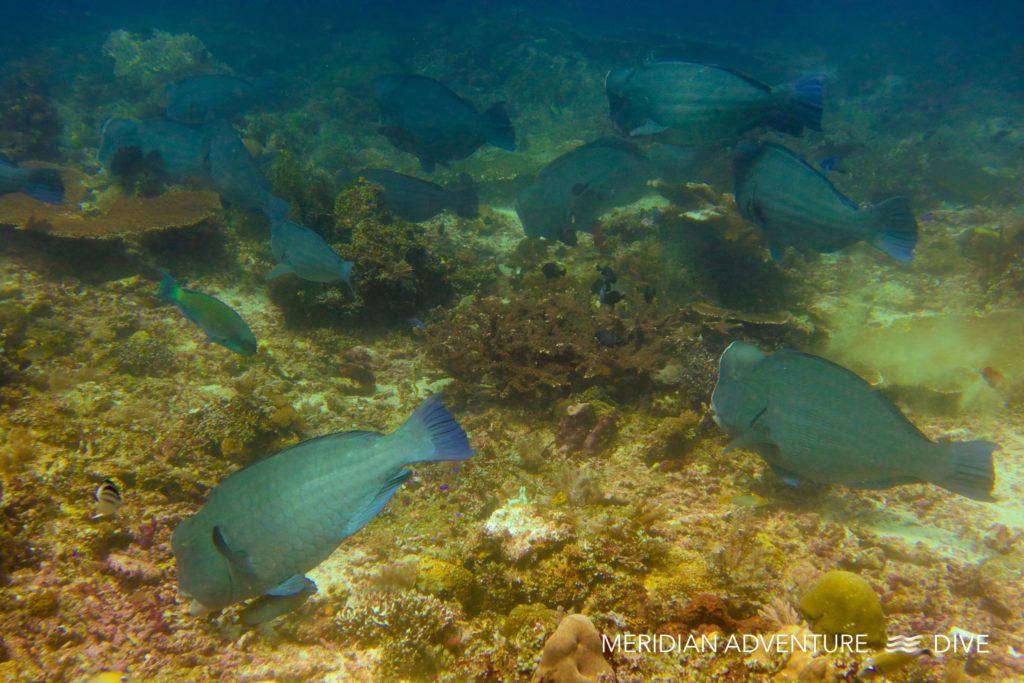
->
[157, 271, 258, 355]
[171, 395, 474, 622]
[711, 341, 997, 501]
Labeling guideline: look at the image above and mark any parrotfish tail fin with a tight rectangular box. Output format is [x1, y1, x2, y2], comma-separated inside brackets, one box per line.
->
[157, 270, 180, 303]
[24, 168, 65, 204]
[933, 440, 997, 502]
[485, 102, 516, 152]
[863, 196, 918, 261]
[770, 74, 824, 136]
[398, 394, 475, 464]
[339, 259, 355, 287]
[451, 173, 479, 219]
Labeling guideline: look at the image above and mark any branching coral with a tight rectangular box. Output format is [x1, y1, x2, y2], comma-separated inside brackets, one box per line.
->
[334, 590, 463, 680]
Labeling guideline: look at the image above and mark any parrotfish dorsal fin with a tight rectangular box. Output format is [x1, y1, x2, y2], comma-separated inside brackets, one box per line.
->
[212, 525, 257, 576]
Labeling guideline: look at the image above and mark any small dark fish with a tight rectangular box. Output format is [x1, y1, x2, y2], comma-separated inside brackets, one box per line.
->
[712, 341, 998, 501]
[99, 118, 209, 184]
[171, 395, 473, 617]
[734, 141, 918, 262]
[268, 220, 353, 284]
[980, 366, 1005, 388]
[857, 648, 930, 679]
[0, 155, 63, 204]
[339, 363, 376, 389]
[542, 262, 566, 279]
[166, 74, 276, 125]
[596, 265, 617, 284]
[819, 157, 848, 174]
[94, 478, 122, 517]
[372, 74, 515, 172]
[600, 290, 625, 306]
[354, 168, 478, 221]
[595, 329, 624, 347]
[203, 119, 284, 220]
[516, 138, 694, 244]
[158, 271, 258, 355]
[590, 278, 609, 297]
[407, 317, 427, 332]
[606, 61, 823, 143]
[640, 285, 656, 303]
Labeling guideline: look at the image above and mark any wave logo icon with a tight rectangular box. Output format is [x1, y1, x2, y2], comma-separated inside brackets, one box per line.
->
[886, 635, 925, 653]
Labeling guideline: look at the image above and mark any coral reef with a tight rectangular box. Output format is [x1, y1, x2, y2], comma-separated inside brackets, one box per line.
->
[0, 174, 222, 240]
[799, 570, 887, 647]
[534, 613, 613, 683]
[334, 590, 463, 680]
[102, 30, 217, 90]
[0, 77, 63, 160]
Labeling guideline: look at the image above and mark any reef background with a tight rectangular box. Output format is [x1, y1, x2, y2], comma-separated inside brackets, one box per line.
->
[1, 1, 1023, 681]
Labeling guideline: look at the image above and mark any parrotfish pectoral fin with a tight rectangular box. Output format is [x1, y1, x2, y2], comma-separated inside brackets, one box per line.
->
[266, 575, 317, 598]
[398, 394, 475, 464]
[723, 429, 771, 453]
[932, 440, 998, 502]
[769, 465, 802, 487]
[212, 526, 257, 576]
[629, 120, 668, 136]
[265, 262, 294, 281]
[485, 102, 516, 151]
[238, 576, 316, 627]
[864, 196, 918, 261]
[343, 469, 412, 538]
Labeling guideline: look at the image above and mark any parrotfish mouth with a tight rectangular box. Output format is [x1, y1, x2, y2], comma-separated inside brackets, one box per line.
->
[189, 599, 213, 616]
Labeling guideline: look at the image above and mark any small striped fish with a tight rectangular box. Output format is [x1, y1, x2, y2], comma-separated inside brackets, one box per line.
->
[95, 479, 122, 517]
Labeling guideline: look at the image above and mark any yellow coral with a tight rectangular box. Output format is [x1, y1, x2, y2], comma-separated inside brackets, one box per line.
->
[799, 570, 886, 647]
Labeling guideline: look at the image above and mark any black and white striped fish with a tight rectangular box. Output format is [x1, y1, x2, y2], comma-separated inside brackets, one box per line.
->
[94, 479, 122, 517]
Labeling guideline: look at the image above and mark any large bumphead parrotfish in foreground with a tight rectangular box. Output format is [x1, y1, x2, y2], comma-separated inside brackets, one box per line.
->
[0, 155, 64, 204]
[711, 341, 997, 501]
[372, 74, 515, 172]
[605, 61, 823, 143]
[516, 137, 694, 245]
[733, 141, 919, 262]
[166, 73, 277, 125]
[171, 395, 474, 622]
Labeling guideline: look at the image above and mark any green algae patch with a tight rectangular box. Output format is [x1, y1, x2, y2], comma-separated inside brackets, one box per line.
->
[799, 570, 886, 647]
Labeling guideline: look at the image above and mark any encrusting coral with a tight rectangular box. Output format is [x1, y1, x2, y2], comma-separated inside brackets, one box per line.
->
[798, 570, 887, 647]
[534, 613, 613, 683]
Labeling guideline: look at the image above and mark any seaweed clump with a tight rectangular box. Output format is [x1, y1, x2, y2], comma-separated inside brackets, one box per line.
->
[102, 29, 216, 89]
[0, 76, 63, 160]
[426, 291, 674, 405]
[266, 150, 337, 232]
